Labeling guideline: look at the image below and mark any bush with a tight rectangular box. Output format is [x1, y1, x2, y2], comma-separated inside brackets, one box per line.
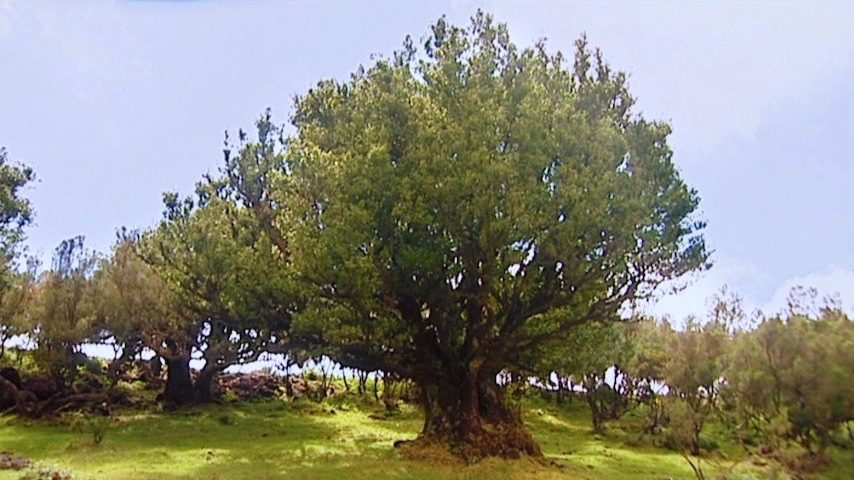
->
[65, 412, 110, 445]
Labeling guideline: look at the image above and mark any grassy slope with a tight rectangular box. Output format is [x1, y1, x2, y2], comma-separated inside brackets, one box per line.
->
[0, 396, 850, 480]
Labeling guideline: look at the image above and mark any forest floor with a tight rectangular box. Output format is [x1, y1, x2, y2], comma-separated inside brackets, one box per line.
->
[0, 394, 850, 480]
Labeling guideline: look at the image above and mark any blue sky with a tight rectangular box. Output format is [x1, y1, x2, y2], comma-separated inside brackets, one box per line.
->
[1, 1, 852, 321]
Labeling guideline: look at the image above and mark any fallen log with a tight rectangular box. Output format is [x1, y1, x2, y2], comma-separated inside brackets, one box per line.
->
[0, 371, 107, 418]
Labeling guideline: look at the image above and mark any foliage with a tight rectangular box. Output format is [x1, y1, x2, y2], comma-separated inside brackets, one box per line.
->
[0, 147, 35, 260]
[661, 319, 728, 456]
[0, 264, 36, 360]
[725, 304, 854, 456]
[136, 191, 298, 403]
[0, 146, 35, 362]
[88, 235, 174, 382]
[528, 320, 634, 432]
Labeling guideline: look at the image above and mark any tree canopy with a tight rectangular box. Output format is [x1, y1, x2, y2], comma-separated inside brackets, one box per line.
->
[221, 12, 708, 457]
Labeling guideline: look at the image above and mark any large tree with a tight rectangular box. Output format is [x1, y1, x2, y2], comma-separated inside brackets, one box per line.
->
[227, 13, 707, 457]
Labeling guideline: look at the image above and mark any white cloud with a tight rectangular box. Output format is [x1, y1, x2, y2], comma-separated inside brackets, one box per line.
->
[644, 263, 854, 326]
[761, 267, 854, 317]
[641, 257, 752, 323]
[494, 3, 854, 156]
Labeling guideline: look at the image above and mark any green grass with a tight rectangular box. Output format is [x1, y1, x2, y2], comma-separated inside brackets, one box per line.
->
[0, 395, 850, 479]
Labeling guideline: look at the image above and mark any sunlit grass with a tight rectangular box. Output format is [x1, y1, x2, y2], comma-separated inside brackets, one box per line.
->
[0, 395, 850, 479]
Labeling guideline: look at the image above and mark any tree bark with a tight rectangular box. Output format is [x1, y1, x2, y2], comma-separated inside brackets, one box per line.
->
[162, 355, 193, 405]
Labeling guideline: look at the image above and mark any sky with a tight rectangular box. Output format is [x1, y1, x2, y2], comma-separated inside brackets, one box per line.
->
[1, 0, 852, 323]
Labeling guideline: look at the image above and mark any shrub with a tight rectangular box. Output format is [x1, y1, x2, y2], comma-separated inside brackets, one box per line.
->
[65, 412, 110, 445]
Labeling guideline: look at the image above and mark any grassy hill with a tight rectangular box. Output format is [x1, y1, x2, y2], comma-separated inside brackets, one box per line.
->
[0, 395, 850, 480]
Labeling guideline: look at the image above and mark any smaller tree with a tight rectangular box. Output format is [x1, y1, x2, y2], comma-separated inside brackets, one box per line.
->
[623, 318, 673, 436]
[781, 311, 853, 453]
[26, 237, 98, 384]
[138, 190, 297, 404]
[89, 233, 176, 384]
[530, 318, 633, 433]
[662, 396, 712, 480]
[726, 298, 853, 458]
[723, 318, 790, 444]
[662, 318, 729, 455]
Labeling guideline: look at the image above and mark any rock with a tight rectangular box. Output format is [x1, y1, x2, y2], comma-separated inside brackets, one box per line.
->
[0, 452, 32, 470]
[218, 372, 287, 400]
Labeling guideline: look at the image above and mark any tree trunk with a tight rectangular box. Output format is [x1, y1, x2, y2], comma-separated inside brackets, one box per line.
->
[567, 378, 574, 403]
[588, 394, 604, 434]
[162, 355, 193, 405]
[342, 369, 350, 392]
[382, 373, 399, 413]
[373, 372, 380, 402]
[358, 370, 367, 396]
[193, 365, 220, 403]
[411, 366, 542, 460]
[284, 358, 294, 398]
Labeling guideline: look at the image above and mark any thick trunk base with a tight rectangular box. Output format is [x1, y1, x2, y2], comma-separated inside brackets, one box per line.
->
[162, 356, 193, 405]
[161, 356, 222, 406]
[407, 373, 543, 461]
[399, 421, 541, 462]
[455, 422, 541, 460]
